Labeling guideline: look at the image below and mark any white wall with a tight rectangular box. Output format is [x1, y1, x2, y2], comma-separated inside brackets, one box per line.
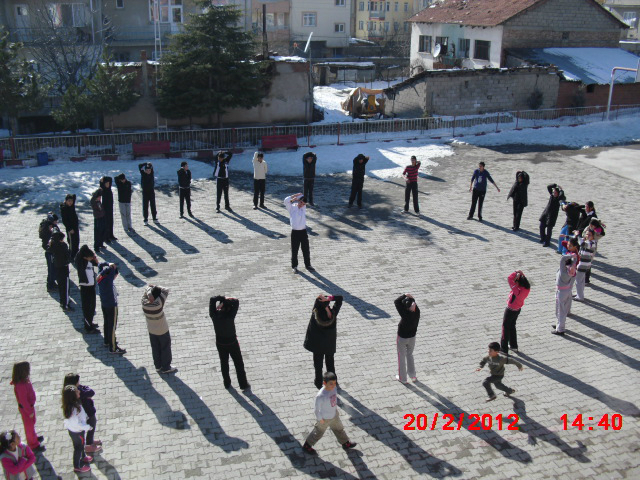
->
[290, 0, 352, 48]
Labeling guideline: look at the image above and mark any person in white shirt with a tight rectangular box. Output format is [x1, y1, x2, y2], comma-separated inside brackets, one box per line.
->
[253, 152, 268, 209]
[62, 385, 93, 473]
[284, 193, 314, 274]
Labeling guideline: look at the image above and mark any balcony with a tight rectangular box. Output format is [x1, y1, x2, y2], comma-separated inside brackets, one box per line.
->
[107, 25, 183, 45]
[369, 11, 385, 19]
[7, 27, 96, 44]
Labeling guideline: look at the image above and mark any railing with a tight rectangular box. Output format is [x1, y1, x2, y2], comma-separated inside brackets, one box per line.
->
[1, 104, 639, 163]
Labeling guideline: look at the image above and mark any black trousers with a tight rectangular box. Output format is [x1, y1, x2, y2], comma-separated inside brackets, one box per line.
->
[216, 340, 248, 388]
[149, 332, 172, 371]
[56, 266, 70, 308]
[80, 285, 96, 330]
[102, 306, 118, 350]
[349, 178, 364, 207]
[45, 252, 56, 289]
[483, 375, 511, 397]
[513, 202, 525, 230]
[253, 179, 266, 207]
[216, 178, 230, 209]
[404, 182, 419, 212]
[93, 216, 105, 249]
[105, 207, 115, 240]
[179, 187, 191, 215]
[539, 220, 554, 245]
[68, 429, 86, 469]
[66, 229, 80, 259]
[303, 179, 315, 204]
[501, 307, 521, 352]
[291, 229, 311, 268]
[86, 415, 96, 446]
[142, 189, 157, 221]
[313, 351, 335, 389]
[469, 189, 486, 218]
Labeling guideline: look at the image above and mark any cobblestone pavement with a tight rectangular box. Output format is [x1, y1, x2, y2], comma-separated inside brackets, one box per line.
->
[0, 143, 638, 480]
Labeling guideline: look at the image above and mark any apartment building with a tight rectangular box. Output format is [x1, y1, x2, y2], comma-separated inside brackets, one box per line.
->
[605, 0, 640, 39]
[353, 0, 432, 44]
[289, 0, 353, 57]
[250, 0, 291, 53]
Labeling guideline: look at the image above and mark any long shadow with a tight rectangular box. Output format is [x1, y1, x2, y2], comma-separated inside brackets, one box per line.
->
[33, 451, 62, 479]
[418, 172, 446, 182]
[299, 270, 390, 320]
[408, 383, 533, 464]
[480, 220, 542, 244]
[590, 269, 640, 294]
[339, 389, 462, 478]
[563, 329, 640, 371]
[516, 353, 640, 416]
[257, 205, 291, 226]
[102, 242, 157, 286]
[128, 227, 168, 263]
[509, 398, 589, 462]
[93, 454, 123, 480]
[221, 210, 287, 239]
[311, 217, 368, 243]
[162, 375, 249, 452]
[146, 222, 200, 254]
[570, 313, 640, 351]
[583, 298, 640, 326]
[376, 178, 431, 196]
[422, 216, 488, 242]
[586, 282, 639, 303]
[228, 390, 359, 479]
[184, 217, 232, 244]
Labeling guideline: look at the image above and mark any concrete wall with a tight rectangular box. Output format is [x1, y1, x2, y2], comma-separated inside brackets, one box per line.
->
[384, 67, 559, 117]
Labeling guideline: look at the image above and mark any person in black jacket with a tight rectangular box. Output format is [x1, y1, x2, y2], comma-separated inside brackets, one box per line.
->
[39, 213, 61, 291]
[348, 154, 369, 208]
[177, 161, 193, 218]
[99, 176, 116, 243]
[74, 245, 99, 333]
[575, 201, 597, 236]
[91, 189, 106, 254]
[507, 171, 529, 231]
[139, 162, 157, 224]
[48, 231, 72, 311]
[303, 152, 317, 207]
[115, 173, 133, 233]
[60, 194, 80, 258]
[539, 184, 565, 247]
[557, 201, 583, 254]
[304, 294, 343, 389]
[213, 151, 232, 212]
[395, 294, 420, 383]
[209, 296, 250, 390]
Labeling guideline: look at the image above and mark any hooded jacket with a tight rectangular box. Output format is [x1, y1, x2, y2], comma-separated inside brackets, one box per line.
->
[303, 152, 317, 179]
[99, 176, 114, 213]
[115, 174, 132, 203]
[139, 163, 155, 191]
[74, 245, 97, 286]
[507, 171, 529, 207]
[303, 296, 343, 354]
[39, 219, 59, 250]
[90, 189, 105, 219]
[352, 154, 369, 179]
[97, 262, 118, 307]
[539, 184, 565, 226]
[394, 295, 420, 338]
[562, 202, 583, 231]
[47, 232, 70, 268]
[60, 195, 79, 232]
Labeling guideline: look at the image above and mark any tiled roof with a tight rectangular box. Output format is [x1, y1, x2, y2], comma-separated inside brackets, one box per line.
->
[408, 0, 546, 27]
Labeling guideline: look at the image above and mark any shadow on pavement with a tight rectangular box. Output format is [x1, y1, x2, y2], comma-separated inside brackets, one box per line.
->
[184, 217, 232, 244]
[146, 222, 200, 254]
[221, 210, 286, 240]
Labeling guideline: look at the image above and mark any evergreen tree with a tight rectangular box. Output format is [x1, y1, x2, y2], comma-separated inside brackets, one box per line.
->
[155, 2, 270, 126]
[52, 84, 94, 133]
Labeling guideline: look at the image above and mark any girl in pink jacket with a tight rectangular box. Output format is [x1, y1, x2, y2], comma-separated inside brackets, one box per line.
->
[500, 271, 531, 354]
[10, 363, 43, 452]
[0, 430, 36, 480]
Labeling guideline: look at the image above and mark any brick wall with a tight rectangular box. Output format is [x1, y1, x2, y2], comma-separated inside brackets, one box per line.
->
[385, 68, 560, 117]
[557, 81, 640, 108]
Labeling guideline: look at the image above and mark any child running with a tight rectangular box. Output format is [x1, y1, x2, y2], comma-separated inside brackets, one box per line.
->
[476, 342, 523, 402]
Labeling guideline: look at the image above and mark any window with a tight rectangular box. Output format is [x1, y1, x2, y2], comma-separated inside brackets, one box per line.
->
[435, 36, 448, 55]
[371, 2, 377, 11]
[359, 20, 364, 30]
[394, 21, 399, 31]
[458, 38, 470, 58]
[48, 3, 89, 27]
[384, 21, 389, 31]
[394, 2, 398, 11]
[623, 11, 637, 27]
[367, 21, 372, 30]
[116, 0, 124, 8]
[418, 35, 432, 53]
[404, 2, 408, 12]
[335, 0, 346, 6]
[386, 2, 390, 11]
[562, 31, 569, 40]
[474, 40, 490, 60]
[266, 13, 275, 27]
[277, 12, 289, 27]
[149, 0, 183, 24]
[403, 21, 408, 32]
[335, 23, 345, 32]
[302, 12, 316, 27]
[359, 1, 365, 11]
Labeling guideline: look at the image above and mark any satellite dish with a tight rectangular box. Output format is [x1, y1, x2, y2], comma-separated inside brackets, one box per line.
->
[433, 43, 441, 57]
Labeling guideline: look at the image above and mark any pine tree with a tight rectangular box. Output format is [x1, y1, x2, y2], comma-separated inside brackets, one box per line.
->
[52, 84, 94, 133]
[155, 2, 270, 126]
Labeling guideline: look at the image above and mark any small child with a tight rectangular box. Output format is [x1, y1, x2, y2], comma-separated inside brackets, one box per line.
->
[574, 230, 596, 301]
[62, 385, 93, 473]
[553, 238, 579, 336]
[10, 362, 44, 452]
[0, 430, 36, 480]
[63, 374, 102, 454]
[302, 372, 357, 455]
[476, 342, 523, 402]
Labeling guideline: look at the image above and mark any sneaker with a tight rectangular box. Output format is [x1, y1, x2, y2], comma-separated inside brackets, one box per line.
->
[504, 389, 516, 397]
[33, 445, 46, 453]
[292, 267, 299, 274]
[309, 202, 315, 207]
[302, 442, 317, 455]
[110, 237, 118, 241]
[216, 208, 221, 213]
[410, 376, 418, 382]
[188, 212, 194, 217]
[240, 384, 251, 391]
[82, 456, 93, 463]
[342, 441, 357, 450]
[160, 366, 177, 374]
[395, 375, 407, 384]
[402, 210, 409, 214]
[225, 206, 232, 211]
[105, 240, 111, 245]
[62, 305, 74, 312]
[109, 346, 127, 355]
[84, 327, 100, 334]
[485, 395, 497, 402]
[551, 329, 565, 336]
[478, 216, 483, 222]
[259, 205, 266, 209]
[156, 367, 162, 372]
[306, 265, 315, 272]
[85, 444, 102, 453]
[180, 214, 184, 218]
[467, 216, 473, 220]
[543, 243, 550, 247]
[92, 440, 102, 446]
[224, 382, 231, 389]
[415, 211, 420, 215]
[573, 296, 584, 302]
[74, 465, 91, 473]
[153, 218, 159, 222]
[37, 436, 45, 443]
[253, 206, 258, 210]
[511, 348, 519, 354]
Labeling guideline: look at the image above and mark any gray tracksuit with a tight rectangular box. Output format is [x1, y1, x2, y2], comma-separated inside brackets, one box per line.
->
[555, 253, 578, 332]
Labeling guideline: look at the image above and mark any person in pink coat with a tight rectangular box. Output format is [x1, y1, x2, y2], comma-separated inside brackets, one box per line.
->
[0, 430, 36, 480]
[10, 363, 44, 452]
[500, 271, 531, 354]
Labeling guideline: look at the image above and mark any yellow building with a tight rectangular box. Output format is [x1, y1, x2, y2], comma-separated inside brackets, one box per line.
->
[354, 0, 432, 44]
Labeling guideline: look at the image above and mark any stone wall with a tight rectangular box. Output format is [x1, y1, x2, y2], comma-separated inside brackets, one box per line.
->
[557, 81, 640, 107]
[384, 67, 560, 117]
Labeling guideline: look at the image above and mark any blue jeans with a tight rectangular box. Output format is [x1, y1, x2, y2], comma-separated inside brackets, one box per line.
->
[557, 225, 569, 253]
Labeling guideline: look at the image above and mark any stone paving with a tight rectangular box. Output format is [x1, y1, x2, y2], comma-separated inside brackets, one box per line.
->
[0, 142, 639, 480]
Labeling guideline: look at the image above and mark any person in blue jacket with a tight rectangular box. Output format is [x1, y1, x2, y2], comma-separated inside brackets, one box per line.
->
[467, 162, 500, 222]
[97, 262, 126, 354]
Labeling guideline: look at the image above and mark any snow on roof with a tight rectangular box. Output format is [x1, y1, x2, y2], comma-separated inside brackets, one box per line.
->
[270, 55, 307, 63]
[350, 38, 376, 45]
[315, 62, 376, 68]
[508, 48, 640, 84]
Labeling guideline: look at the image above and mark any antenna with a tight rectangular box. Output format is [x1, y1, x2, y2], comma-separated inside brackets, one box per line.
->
[433, 43, 441, 57]
[304, 32, 314, 53]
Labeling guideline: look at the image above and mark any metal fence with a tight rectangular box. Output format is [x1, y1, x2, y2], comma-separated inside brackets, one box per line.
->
[2, 104, 639, 163]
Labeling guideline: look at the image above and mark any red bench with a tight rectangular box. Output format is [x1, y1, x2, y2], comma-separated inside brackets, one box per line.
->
[261, 134, 298, 151]
[132, 140, 172, 159]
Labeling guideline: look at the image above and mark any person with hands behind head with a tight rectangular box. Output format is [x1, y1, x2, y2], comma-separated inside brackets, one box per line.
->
[500, 271, 530, 354]
[394, 294, 420, 384]
[142, 284, 175, 373]
[539, 183, 565, 247]
[214, 151, 233, 212]
[60, 193, 80, 258]
[507, 171, 529, 231]
[349, 154, 369, 208]
[302, 152, 317, 206]
[97, 262, 126, 354]
[476, 342, 523, 402]
[304, 294, 343, 390]
[139, 162, 157, 224]
[284, 192, 313, 273]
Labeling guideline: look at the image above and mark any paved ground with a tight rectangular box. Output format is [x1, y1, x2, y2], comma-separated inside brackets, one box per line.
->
[0, 142, 639, 480]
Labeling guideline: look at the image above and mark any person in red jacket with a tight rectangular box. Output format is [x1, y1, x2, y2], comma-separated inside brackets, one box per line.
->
[0, 430, 36, 480]
[10, 362, 44, 452]
[500, 271, 531, 354]
[402, 156, 421, 214]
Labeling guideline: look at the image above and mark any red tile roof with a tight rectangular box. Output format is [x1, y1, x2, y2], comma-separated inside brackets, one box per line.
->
[408, 0, 545, 27]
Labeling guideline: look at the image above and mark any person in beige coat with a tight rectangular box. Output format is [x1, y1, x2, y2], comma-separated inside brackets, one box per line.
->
[141, 285, 176, 373]
[253, 151, 268, 209]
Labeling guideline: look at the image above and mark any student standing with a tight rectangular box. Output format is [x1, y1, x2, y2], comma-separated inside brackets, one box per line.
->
[476, 342, 523, 402]
[60, 193, 80, 258]
[348, 154, 369, 209]
[552, 238, 579, 336]
[142, 285, 176, 374]
[75, 245, 100, 333]
[90, 189, 106, 254]
[177, 162, 193, 218]
[139, 162, 157, 224]
[557, 201, 582, 254]
[403, 156, 421, 214]
[61, 385, 93, 473]
[63, 374, 102, 454]
[394, 294, 420, 383]
[115, 173, 134, 233]
[507, 171, 529, 231]
[213, 151, 233, 212]
[100, 176, 117, 243]
[500, 271, 530, 354]
[539, 183, 565, 247]
[304, 294, 343, 390]
[39, 213, 60, 291]
[10, 362, 44, 452]
[0, 430, 36, 480]
[574, 230, 596, 302]
[467, 161, 500, 221]
[575, 201, 597, 236]
[252, 152, 268, 209]
[302, 372, 356, 455]
[47, 231, 72, 311]
[284, 193, 314, 274]
[97, 262, 126, 354]
[209, 296, 250, 390]
[302, 152, 317, 206]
